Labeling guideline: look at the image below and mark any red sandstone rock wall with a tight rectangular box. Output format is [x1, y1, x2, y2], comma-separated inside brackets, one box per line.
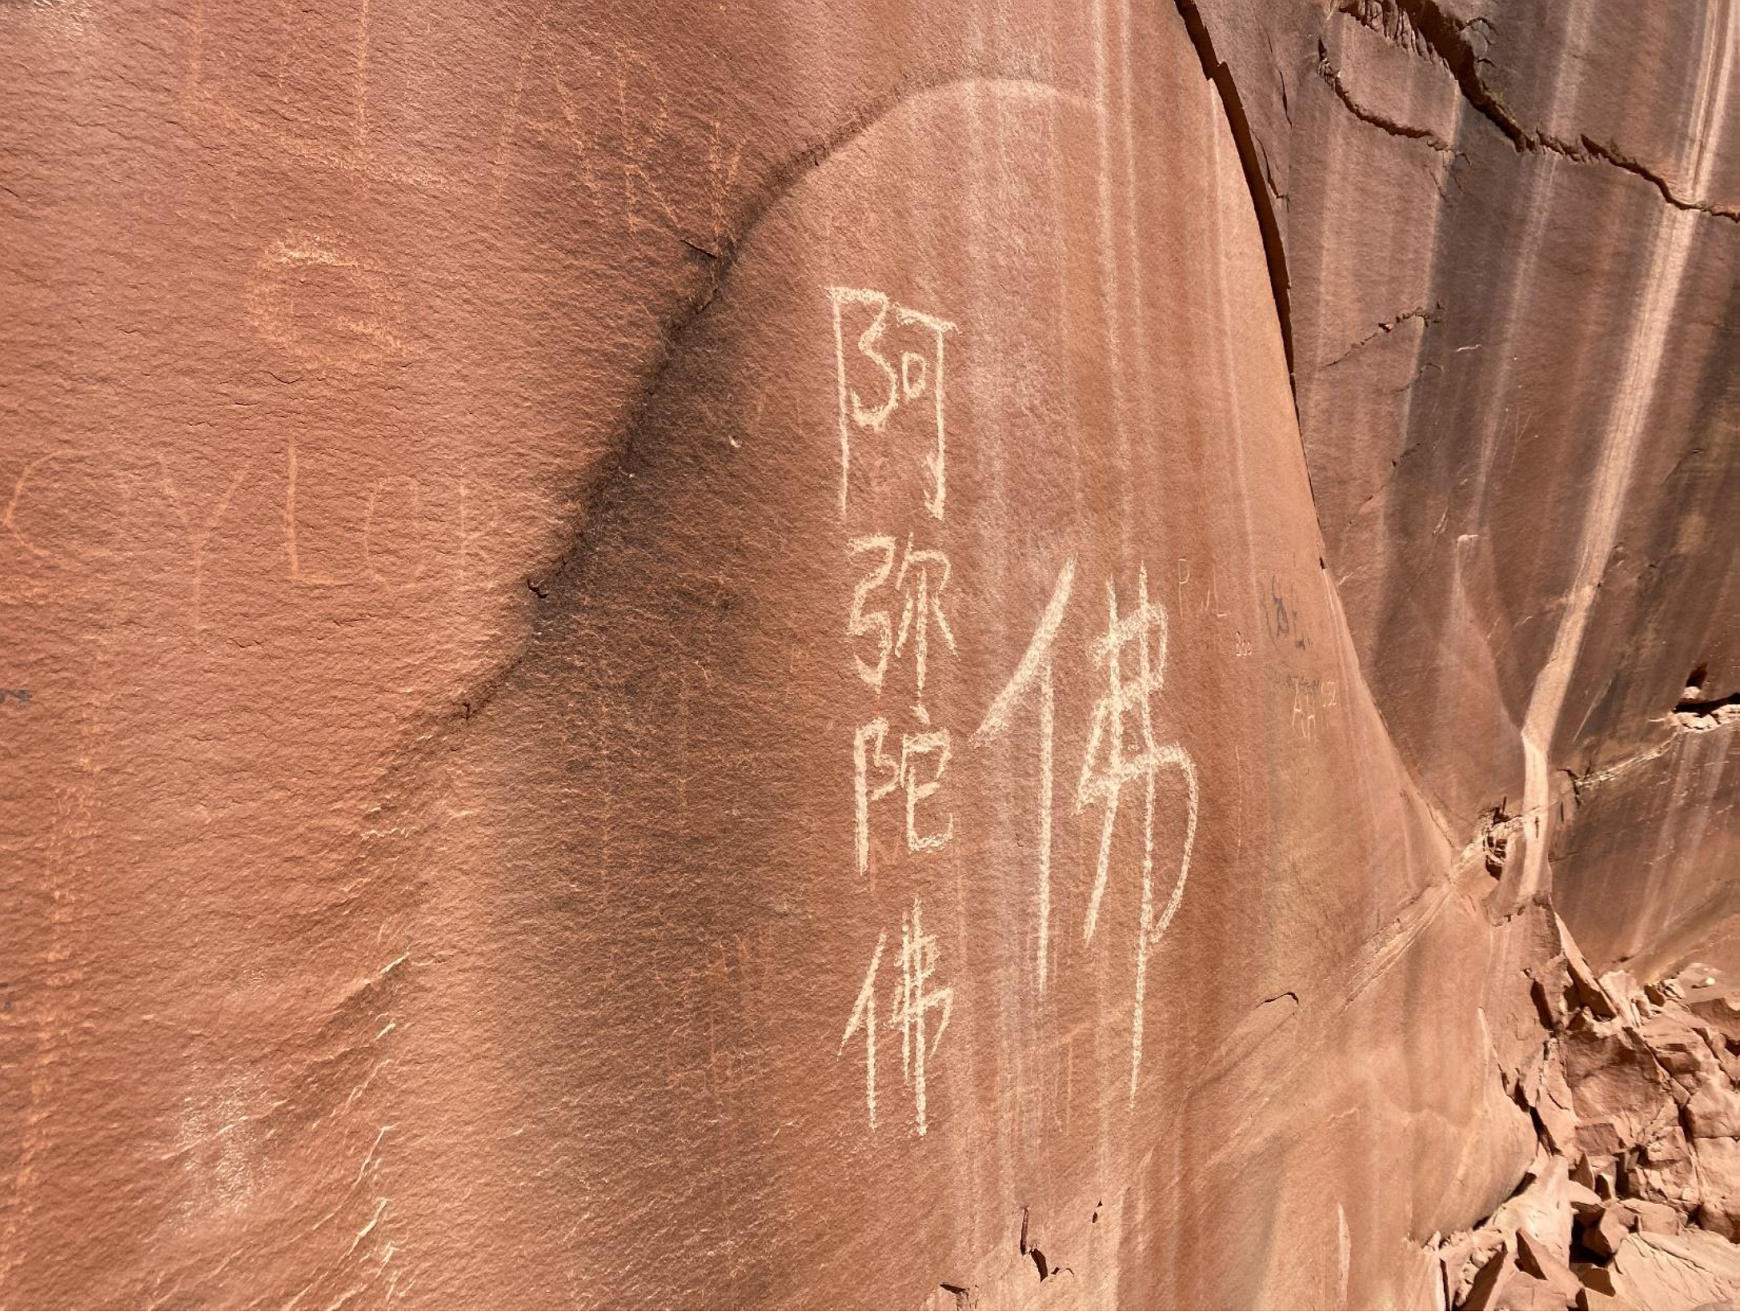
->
[0, 1, 1732, 1307]
[1190, 0, 1739, 972]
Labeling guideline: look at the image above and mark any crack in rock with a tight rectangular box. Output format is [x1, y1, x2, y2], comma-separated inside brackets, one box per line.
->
[1338, 0, 1740, 221]
[1316, 41, 1458, 155]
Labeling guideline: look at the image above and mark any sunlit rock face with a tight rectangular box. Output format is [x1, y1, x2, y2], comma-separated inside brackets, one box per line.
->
[0, 0, 1732, 1307]
[1218, 0, 1739, 974]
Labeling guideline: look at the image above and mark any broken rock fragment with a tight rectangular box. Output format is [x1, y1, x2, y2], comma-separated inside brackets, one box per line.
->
[1579, 1203, 1635, 1260]
[1492, 1149, 1577, 1259]
[1559, 918, 1619, 1020]
[1686, 1079, 1740, 1140]
[1638, 1011, 1726, 1099]
[1625, 1199, 1686, 1237]
[1447, 927, 1740, 1309]
[1693, 1136, 1740, 1241]
[1607, 1228, 1740, 1309]
[1626, 1125, 1702, 1214]
[1563, 1020, 1677, 1157]
[1514, 1228, 1584, 1306]
[1461, 1243, 1564, 1312]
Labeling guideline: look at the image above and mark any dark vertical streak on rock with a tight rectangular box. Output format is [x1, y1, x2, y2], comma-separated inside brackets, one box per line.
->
[1172, 0, 1298, 390]
[444, 68, 1056, 733]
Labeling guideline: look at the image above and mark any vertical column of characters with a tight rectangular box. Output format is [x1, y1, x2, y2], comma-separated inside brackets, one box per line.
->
[829, 286, 959, 1137]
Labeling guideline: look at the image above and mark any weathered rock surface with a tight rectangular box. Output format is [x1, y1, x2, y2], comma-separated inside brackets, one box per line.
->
[0, 0, 1733, 1307]
[1435, 964, 1740, 1310]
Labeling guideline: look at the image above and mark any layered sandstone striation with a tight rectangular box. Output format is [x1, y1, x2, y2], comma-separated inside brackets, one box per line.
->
[0, 0, 1734, 1308]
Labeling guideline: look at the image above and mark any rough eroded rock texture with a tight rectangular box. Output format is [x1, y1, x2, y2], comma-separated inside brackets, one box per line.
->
[0, 0, 1734, 1307]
